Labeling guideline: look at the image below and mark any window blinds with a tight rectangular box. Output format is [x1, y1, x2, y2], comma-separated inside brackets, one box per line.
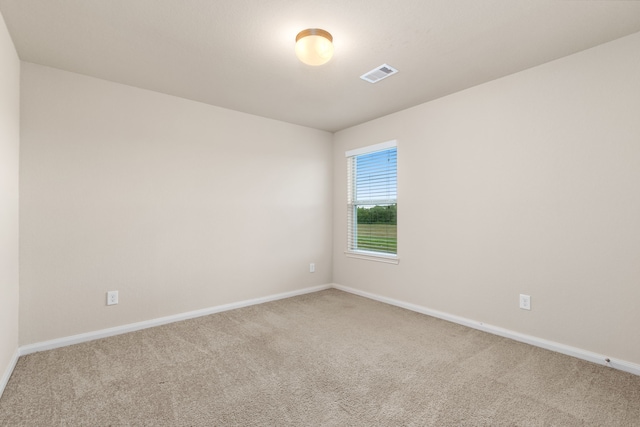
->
[346, 141, 397, 255]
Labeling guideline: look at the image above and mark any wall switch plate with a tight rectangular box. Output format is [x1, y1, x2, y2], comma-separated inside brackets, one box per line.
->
[107, 290, 119, 306]
[519, 294, 531, 310]
[309, 263, 315, 273]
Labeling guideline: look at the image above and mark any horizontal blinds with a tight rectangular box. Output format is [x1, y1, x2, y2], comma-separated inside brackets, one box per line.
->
[347, 162, 356, 252]
[354, 149, 397, 203]
[347, 143, 397, 255]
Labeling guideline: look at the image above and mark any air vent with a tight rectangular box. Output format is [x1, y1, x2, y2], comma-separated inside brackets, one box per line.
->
[360, 64, 398, 83]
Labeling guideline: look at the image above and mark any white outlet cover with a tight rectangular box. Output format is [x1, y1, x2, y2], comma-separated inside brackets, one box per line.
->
[107, 290, 119, 306]
[519, 294, 531, 310]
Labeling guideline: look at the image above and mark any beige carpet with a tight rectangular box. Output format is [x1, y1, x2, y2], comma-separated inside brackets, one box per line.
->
[1, 289, 639, 426]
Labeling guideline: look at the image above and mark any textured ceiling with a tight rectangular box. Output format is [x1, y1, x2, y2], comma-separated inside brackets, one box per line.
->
[2, 0, 640, 132]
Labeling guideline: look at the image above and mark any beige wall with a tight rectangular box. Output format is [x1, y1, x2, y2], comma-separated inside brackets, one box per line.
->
[333, 32, 640, 364]
[0, 10, 20, 385]
[19, 63, 333, 345]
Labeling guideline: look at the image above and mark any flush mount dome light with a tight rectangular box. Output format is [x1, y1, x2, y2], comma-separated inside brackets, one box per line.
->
[295, 28, 334, 66]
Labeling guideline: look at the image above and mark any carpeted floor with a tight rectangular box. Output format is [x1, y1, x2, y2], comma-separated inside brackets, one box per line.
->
[1, 289, 639, 426]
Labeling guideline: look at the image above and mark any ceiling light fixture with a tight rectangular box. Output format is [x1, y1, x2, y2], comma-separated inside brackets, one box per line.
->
[295, 28, 334, 66]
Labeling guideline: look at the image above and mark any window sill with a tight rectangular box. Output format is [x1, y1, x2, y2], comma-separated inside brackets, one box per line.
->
[344, 250, 399, 264]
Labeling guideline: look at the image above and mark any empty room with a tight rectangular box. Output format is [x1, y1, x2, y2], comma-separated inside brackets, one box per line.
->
[1, 1, 639, 425]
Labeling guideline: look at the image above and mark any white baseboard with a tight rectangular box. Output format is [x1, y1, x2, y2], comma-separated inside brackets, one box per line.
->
[332, 284, 640, 377]
[0, 348, 20, 400]
[14, 282, 639, 378]
[20, 284, 332, 356]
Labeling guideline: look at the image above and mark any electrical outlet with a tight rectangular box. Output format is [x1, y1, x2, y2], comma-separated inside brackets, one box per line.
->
[519, 294, 531, 310]
[309, 263, 315, 273]
[107, 290, 119, 306]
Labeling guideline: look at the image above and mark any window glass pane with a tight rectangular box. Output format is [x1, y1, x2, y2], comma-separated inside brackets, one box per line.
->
[356, 204, 397, 254]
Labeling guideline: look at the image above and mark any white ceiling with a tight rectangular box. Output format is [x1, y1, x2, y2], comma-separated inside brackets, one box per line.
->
[2, 0, 640, 132]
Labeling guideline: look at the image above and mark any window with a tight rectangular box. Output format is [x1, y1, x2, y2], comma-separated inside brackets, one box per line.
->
[346, 140, 397, 262]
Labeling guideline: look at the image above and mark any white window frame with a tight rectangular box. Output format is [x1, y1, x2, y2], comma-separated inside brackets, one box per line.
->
[344, 140, 399, 264]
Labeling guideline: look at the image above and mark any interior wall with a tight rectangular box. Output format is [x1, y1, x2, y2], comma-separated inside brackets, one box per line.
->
[333, 32, 640, 365]
[19, 63, 333, 345]
[0, 9, 20, 387]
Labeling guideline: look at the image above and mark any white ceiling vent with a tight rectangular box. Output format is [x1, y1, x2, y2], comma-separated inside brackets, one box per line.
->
[360, 64, 398, 84]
